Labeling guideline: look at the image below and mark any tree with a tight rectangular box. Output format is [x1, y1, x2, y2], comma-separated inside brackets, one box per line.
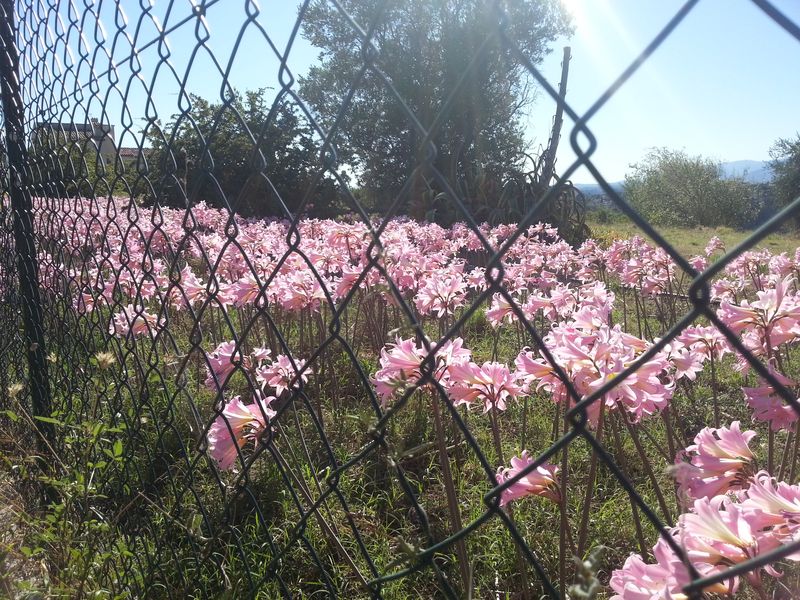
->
[298, 0, 572, 214]
[770, 134, 800, 218]
[143, 90, 342, 218]
[624, 148, 763, 229]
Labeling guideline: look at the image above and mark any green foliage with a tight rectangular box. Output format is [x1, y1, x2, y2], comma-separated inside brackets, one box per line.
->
[770, 133, 800, 220]
[144, 89, 343, 217]
[4, 389, 135, 598]
[624, 148, 763, 228]
[29, 416, 131, 598]
[299, 0, 572, 212]
[587, 207, 625, 226]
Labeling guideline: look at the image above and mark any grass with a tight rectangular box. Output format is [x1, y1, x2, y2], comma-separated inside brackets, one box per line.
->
[586, 213, 800, 257]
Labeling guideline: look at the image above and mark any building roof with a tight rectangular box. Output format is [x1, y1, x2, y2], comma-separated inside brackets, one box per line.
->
[35, 119, 113, 138]
[118, 147, 141, 158]
[37, 122, 93, 131]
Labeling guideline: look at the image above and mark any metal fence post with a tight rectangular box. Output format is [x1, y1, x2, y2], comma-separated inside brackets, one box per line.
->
[0, 0, 55, 449]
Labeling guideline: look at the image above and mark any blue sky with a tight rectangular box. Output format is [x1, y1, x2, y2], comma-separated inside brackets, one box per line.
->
[62, 0, 800, 185]
[536, 0, 800, 183]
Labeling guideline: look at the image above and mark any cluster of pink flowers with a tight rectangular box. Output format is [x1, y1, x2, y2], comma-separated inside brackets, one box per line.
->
[204, 341, 271, 390]
[33, 196, 800, 590]
[108, 304, 165, 338]
[515, 320, 671, 425]
[718, 275, 800, 359]
[448, 360, 522, 412]
[49, 199, 620, 330]
[203, 340, 312, 469]
[605, 236, 678, 296]
[372, 337, 471, 405]
[743, 371, 799, 432]
[612, 423, 800, 598]
[673, 421, 757, 501]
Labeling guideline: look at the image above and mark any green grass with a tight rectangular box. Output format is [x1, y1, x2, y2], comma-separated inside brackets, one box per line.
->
[587, 214, 800, 257]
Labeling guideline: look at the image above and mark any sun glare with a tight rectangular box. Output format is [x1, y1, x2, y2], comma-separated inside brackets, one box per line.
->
[561, 0, 582, 23]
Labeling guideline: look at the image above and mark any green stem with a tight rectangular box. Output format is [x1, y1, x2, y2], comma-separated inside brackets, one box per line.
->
[576, 402, 604, 559]
[431, 393, 471, 595]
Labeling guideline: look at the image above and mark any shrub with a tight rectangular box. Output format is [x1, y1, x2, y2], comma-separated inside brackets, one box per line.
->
[624, 148, 763, 228]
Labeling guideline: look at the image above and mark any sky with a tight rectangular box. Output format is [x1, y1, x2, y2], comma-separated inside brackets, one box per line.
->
[33, 0, 800, 185]
[535, 0, 800, 183]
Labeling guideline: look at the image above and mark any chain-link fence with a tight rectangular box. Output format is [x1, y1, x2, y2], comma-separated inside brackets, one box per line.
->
[2, 0, 800, 598]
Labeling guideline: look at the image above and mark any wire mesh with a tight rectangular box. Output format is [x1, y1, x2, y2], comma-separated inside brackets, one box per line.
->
[1, 0, 800, 598]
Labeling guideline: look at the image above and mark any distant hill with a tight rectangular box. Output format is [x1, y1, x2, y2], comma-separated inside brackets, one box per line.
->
[719, 160, 774, 184]
[573, 160, 774, 198]
[572, 181, 624, 198]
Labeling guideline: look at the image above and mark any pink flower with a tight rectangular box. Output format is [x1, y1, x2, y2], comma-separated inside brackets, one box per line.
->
[255, 354, 311, 396]
[610, 530, 740, 599]
[205, 341, 238, 390]
[334, 264, 361, 299]
[711, 278, 742, 303]
[743, 373, 799, 432]
[609, 551, 674, 600]
[372, 337, 471, 405]
[485, 293, 516, 328]
[224, 273, 263, 308]
[514, 349, 563, 398]
[109, 304, 163, 338]
[373, 338, 429, 402]
[705, 236, 726, 257]
[521, 293, 551, 322]
[740, 471, 800, 538]
[435, 338, 472, 377]
[718, 301, 760, 334]
[587, 356, 672, 423]
[689, 254, 709, 272]
[414, 274, 466, 317]
[277, 270, 328, 313]
[206, 394, 276, 470]
[169, 265, 206, 309]
[678, 497, 760, 579]
[495, 451, 560, 506]
[447, 361, 522, 412]
[515, 324, 669, 425]
[678, 326, 731, 361]
[718, 276, 800, 355]
[205, 341, 271, 390]
[674, 421, 757, 501]
[670, 347, 704, 381]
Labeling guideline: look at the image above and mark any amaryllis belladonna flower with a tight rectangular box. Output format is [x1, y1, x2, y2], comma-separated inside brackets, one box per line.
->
[206, 393, 276, 470]
[495, 451, 560, 506]
[743, 372, 800, 432]
[255, 354, 312, 396]
[673, 421, 757, 501]
[447, 360, 522, 412]
[372, 337, 470, 405]
[205, 341, 271, 390]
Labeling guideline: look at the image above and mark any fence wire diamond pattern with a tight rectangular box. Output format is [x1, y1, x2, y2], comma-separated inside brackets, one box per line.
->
[1, 0, 800, 598]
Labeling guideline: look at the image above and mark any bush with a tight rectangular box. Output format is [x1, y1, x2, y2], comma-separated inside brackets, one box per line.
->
[624, 148, 763, 228]
[770, 134, 800, 223]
